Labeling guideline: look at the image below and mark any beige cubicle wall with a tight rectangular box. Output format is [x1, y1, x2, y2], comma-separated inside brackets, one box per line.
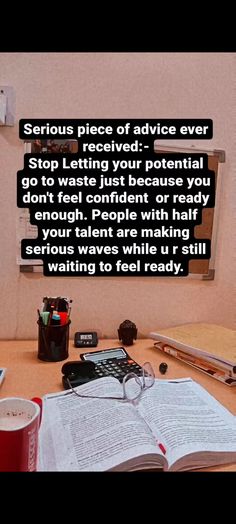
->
[0, 53, 235, 339]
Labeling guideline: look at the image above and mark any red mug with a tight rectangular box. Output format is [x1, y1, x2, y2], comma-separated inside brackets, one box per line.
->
[0, 397, 41, 472]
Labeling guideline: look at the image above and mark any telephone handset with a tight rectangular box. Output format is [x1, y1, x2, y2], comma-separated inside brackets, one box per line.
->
[62, 347, 142, 389]
[62, 361, 96, 389]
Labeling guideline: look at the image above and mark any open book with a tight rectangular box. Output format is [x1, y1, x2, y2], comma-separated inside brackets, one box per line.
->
[39, 376, 236, 471]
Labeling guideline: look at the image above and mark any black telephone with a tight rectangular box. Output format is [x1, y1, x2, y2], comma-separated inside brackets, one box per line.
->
[62, 361, 97, 389]
[62, 347, 143, 389]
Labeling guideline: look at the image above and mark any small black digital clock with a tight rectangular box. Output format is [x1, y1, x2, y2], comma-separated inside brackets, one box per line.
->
[74, 331, 98, 348]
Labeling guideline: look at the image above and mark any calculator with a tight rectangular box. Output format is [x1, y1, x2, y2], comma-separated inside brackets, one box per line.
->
[80, 347, 142, 382]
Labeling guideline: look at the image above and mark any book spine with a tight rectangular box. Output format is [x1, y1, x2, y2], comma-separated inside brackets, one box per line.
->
[155, 343, 236, 385]
[150, 332, 236, 375]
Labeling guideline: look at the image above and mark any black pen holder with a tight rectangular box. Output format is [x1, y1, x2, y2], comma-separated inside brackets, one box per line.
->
[37, 320, 71, 362]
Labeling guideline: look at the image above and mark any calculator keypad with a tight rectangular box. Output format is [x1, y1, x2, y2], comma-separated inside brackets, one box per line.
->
[93, 358, 142, 382]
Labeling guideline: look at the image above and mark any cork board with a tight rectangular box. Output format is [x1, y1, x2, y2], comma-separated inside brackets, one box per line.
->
[154, 147, 224, 279]
[19, 144, 224, 279]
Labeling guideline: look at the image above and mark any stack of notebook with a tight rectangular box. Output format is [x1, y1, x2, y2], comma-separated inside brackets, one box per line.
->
[149, 323, 236, 386]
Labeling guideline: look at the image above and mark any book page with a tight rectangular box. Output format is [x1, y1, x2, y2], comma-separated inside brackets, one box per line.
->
[39, 377, 165, 471]
[137, 378, 236, 470]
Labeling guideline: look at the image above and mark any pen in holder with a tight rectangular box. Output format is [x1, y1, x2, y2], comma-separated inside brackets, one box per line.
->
[37, 319, 71, 362]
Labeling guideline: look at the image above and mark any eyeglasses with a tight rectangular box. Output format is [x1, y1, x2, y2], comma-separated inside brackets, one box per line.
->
[67, 362, 155, 403]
